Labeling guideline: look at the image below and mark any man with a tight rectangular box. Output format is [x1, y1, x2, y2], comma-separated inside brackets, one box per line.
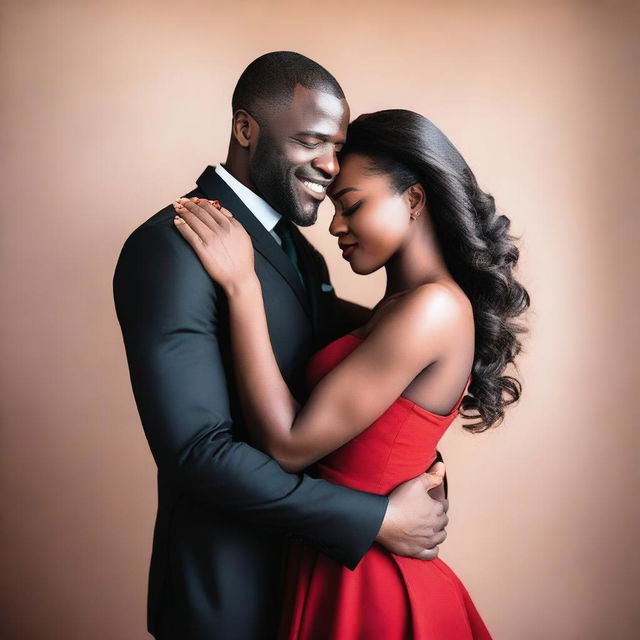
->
[113, 51, 449, 640]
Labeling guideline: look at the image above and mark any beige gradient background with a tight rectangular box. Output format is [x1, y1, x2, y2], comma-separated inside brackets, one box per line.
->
[1, 1, 639, 638]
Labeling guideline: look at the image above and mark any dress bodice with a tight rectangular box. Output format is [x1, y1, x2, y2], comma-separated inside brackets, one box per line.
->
[278, 333, 492, 640]
[305, 333, 471, 494]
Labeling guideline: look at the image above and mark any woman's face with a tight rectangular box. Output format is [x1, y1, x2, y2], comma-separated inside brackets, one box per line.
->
[327, 153, 414, 275]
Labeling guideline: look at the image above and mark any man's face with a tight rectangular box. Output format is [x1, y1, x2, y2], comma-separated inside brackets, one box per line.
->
[248, 85, 349, 226]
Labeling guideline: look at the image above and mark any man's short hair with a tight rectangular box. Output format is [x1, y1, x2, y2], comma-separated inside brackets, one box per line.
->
[231, 51, 345, 124]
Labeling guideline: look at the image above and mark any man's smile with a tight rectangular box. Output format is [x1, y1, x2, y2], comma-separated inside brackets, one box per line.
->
[295, 174, 330, 201]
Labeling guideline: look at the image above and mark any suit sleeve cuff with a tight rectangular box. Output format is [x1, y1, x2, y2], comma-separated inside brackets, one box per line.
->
[313, 492, 389, 571]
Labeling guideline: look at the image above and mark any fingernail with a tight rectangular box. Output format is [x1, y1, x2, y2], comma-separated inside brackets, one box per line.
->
[212, 200, 220, 208]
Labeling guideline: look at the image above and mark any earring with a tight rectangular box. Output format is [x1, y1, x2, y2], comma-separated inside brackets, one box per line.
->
[410, 211, 422, 220]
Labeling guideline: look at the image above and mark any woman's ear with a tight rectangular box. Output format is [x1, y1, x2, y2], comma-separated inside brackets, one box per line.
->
[231, 109, 259, 148]
[406, 183, 427, 220]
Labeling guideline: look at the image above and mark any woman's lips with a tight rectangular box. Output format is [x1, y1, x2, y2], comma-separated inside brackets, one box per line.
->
[341, 244, 357, 259]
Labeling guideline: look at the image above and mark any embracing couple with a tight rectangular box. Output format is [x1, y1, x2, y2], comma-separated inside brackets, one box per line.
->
[114, 51, 529, 640]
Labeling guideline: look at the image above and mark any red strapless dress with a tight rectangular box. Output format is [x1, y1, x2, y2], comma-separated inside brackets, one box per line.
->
[277, 333, 492, 639]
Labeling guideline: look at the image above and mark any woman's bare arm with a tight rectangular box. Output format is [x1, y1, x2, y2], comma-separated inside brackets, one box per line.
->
[173, 198, 460, 472]
[225, 279, 458, 471]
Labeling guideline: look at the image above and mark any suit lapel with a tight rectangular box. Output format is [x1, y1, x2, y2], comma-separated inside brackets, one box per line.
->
[195, 166, 311, 317]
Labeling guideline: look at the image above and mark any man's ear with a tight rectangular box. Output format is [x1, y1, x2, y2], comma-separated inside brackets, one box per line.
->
[231, 109, 259, 149]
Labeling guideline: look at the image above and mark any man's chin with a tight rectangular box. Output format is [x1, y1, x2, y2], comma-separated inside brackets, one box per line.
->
[288, 203, 319, 227]
[293, 213, 318, 227]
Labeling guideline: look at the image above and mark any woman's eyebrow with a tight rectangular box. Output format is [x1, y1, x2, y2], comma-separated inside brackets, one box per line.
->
[329, 187, 361, 200]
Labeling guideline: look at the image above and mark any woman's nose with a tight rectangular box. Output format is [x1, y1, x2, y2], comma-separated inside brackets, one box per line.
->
[329, 213, 348, 237]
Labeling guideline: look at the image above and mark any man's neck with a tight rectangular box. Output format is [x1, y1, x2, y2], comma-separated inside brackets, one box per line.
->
[222, 153, 255, 192]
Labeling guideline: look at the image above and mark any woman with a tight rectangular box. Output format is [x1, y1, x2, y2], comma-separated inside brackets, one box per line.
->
[172, 109, 530, 639]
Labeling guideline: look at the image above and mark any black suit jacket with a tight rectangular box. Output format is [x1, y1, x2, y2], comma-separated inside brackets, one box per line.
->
[113, 166, 391, 639]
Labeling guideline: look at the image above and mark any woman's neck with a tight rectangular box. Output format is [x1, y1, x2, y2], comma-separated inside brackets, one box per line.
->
[383, 226, 452, 297]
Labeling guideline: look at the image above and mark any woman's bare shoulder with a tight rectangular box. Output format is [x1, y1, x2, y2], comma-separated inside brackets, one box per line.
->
[358, 281, 472, 339]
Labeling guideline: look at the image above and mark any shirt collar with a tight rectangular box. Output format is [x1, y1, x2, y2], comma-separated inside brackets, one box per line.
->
[215, 163, 282, 233]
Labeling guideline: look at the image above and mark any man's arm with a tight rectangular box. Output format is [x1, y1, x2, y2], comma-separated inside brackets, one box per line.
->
[113, 221, 389, 569]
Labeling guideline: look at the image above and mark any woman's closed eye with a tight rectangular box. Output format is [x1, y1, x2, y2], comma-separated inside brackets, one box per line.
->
[341, 201, 363, 217]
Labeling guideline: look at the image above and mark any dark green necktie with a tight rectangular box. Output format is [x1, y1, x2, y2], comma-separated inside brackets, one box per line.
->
[274, 218, 306, 289]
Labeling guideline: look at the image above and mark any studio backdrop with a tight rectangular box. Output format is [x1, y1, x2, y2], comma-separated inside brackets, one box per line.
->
[1, 1, 638, 638]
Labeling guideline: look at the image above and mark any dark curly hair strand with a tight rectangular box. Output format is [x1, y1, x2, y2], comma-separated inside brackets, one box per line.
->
[340, 109, 531, 432]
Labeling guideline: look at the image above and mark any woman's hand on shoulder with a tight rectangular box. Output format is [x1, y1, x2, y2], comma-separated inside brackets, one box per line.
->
[172, 197, 256, 294]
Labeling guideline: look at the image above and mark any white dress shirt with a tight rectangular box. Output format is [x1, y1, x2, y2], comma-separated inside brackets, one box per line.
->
[214, 163, 283, 246]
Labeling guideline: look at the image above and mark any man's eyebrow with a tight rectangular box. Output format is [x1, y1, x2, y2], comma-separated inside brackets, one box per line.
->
[329, 187, 360, 200]
[295, 130, 345, 143]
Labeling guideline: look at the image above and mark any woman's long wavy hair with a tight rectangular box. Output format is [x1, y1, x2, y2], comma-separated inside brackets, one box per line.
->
[339, 110, 530, 432]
